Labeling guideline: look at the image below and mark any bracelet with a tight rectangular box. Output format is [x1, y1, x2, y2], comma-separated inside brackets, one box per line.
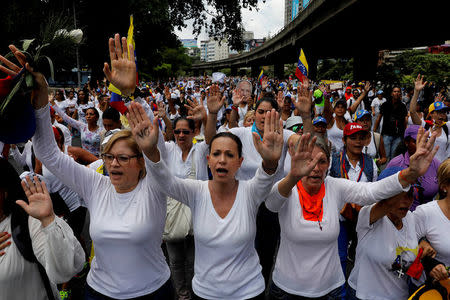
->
[231, 105, 238, 112]
[399, 170, 416, 185]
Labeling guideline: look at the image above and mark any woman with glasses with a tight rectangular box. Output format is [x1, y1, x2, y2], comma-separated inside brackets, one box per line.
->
[3, 36, 173, 299]
[265, 128, 438, 300]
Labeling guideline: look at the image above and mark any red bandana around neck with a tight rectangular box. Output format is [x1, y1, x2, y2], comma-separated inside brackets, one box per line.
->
[296, 180, 325, 222]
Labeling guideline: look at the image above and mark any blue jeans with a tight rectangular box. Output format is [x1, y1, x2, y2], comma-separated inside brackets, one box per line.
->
[383, 135, 402, 160]
[337, 221, 348, 299]
[346, 286, 360, 300]
[269, 282, 342, 299]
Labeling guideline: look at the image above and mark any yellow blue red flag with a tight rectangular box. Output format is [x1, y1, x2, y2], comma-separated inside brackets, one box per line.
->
[295, 49, 308, 83]
[258, 69, 264, 84]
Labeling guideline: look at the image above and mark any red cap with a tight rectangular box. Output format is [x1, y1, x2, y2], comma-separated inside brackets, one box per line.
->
[344, 123, 366, 136]
[346, 86, 352, 91]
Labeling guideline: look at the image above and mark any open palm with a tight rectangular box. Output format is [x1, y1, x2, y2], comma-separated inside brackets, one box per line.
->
[289, 133, 324, 179]
[409, 127, 439, 177]
[103, 34, 136, 96]
[295, 78, 312, 116]
[252, 109, 283, 163]
[206, 84, 225, 113]
[17, 176, 54, 223]
[127, 102, 159, 153]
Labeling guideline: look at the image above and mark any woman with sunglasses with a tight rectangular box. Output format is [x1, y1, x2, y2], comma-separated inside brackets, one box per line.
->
[204, 80, 313, 286]
[3, 36, 173, 299]
[265, 128, 438, 300]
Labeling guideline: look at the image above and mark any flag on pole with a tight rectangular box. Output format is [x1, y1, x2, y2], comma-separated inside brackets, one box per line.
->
[108, 15, 137, 114]
[258, 69, 264, 84]
[295, 49, 308, 83]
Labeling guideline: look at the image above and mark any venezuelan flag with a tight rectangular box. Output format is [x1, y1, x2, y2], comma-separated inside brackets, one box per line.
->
[258, 69, 264, 84]
[295, 49, 308, 83]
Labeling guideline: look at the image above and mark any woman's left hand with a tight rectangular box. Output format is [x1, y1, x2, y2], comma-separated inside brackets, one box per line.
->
[406, 127, 438, 180]
[252, 109, 283, 171]
[17, 176, 55, 227]
[430, 264, 449, 281]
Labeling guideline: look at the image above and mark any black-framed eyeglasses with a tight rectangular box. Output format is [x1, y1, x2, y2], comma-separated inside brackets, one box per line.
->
[174, 129, 192, 135]
[101, 153, 141, 165]
[291, 124, 303, 133]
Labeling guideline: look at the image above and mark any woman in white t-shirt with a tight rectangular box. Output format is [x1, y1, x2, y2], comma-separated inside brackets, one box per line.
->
[413, 158, 450, 281]
[10, 34, 174, 299]
[348, 167, 425, 300]
[265, 128, 438, 299]
[128, 101, 285, 299]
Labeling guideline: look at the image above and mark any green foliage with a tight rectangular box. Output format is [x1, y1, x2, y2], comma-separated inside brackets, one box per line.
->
[317, 58, 353, 81]
[152, 47, 192, 79]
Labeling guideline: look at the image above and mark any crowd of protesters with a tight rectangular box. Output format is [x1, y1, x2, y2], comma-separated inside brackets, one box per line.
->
[0, 33, 449, 300]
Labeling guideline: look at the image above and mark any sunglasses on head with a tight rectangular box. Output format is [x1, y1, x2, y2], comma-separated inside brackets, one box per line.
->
[174, 129, 192, 135]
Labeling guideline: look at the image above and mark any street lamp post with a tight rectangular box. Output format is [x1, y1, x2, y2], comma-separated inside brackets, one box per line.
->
[73, 1, 81, 89]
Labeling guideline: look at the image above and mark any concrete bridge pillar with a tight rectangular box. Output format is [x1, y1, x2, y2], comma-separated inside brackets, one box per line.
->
[230, 66, 238, 76]
[251, 65, 260, 78]
[353, 49, 378, 81]
[274, 63, 284, 79]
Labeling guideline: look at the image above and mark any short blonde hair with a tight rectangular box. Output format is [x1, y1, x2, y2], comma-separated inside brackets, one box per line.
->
[102, 130, 146, 178]
[437, 158, 450, 190]
[244, 110, 255, 122]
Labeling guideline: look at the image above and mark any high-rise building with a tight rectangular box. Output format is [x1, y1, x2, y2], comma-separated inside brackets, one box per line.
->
[285, 0, 301, 25]
[200, 39, 229, 62]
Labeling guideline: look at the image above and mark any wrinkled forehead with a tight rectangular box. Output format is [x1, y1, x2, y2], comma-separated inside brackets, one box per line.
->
[237, 81, 252, 91]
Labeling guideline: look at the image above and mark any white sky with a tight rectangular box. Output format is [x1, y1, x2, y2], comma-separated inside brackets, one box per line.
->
[175, 0, 284, 45]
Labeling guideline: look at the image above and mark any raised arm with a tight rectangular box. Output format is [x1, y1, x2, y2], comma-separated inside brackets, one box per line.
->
[204, 85, 225, 144]
[229, 88, 244, 129]
[294, 78, 313, 134]
[51, 101, 86, 131]
[18, 176, 85, 283]
[349, 82, 370, 114]
[410, 74, 427, 125]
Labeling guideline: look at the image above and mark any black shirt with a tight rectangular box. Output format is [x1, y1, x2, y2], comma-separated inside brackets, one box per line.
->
[380, 101, 408, 137]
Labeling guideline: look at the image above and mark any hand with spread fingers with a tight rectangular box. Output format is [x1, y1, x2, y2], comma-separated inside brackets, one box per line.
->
[0, 45, 49, 108]
[232, 89, 245, 106]
[289, 133, 325, 180]
[185, 98, 207, 122]
[414, 74, 427, 92]
[127, 102, 159, 157]
[430, 264, 449, 281]
[295, 78, 313, 117]
[408, 128, 438, 178]
[276, 91, 284, 109]
[103, 34, 136, 97]
[0, 232, 11, 256]
[206, 84, 225, 114]
[16, 176, 55, 227]
[252, 109, 283, 173]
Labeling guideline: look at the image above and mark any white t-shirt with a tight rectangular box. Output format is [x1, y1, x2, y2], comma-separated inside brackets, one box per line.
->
[53, 121, 72, 146]
[265, 173, 409, 298]
[229, 127, 294, 181]
[0, 215, 85, 300]
[349, 204, 421, 300]
[347, 97, 364, 119]
[238, 105, 248, 127]
[63, 98, 78, 114]
[413, 201, 450, 266]
[161, 141, 209, 181]
[371, 98, 386, 116]
[33, 105, 170, 299]
[327, 121, 344, 153]
[147, 159, 276, 299]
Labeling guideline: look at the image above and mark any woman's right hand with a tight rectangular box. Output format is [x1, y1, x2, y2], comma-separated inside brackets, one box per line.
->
[103, 34, 136, 97]
[430, 264, 449, 281]
[0, 232, 11, 256]
[414, 74, 427, 92]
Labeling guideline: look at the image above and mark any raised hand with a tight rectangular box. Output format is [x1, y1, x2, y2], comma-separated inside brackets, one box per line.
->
[276, 91, 284, 109]
[288, 133, 325, 180]
[261, 76, 269, 90]
[429, 264, 449, 281]
[295, 78, 313, 117]
[252, 109, 283, 171]
[0, 232, 11, 256]
[157, 102, 167, 118]
[0, 45, 49, 108]
[232, 89, 244, 106]
[164, 86, 171, 101]
[206, 84, 225, 114]
[414, 74, 427, 92]
[185, 98, 207, 122]
[127, 102, 159, 154]
[363, 81, 371, 94]
[103, 34, 136, 96]
[408, 127, 438, 178]
[17, 176, 55, 227]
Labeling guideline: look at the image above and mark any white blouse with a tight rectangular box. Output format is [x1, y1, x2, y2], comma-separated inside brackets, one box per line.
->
[0, 216, 85, 300]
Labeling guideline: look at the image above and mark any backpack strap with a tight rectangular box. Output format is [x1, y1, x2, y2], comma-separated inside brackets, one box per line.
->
[373, 132, 381, 158]
[11, 208, 56, 300]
